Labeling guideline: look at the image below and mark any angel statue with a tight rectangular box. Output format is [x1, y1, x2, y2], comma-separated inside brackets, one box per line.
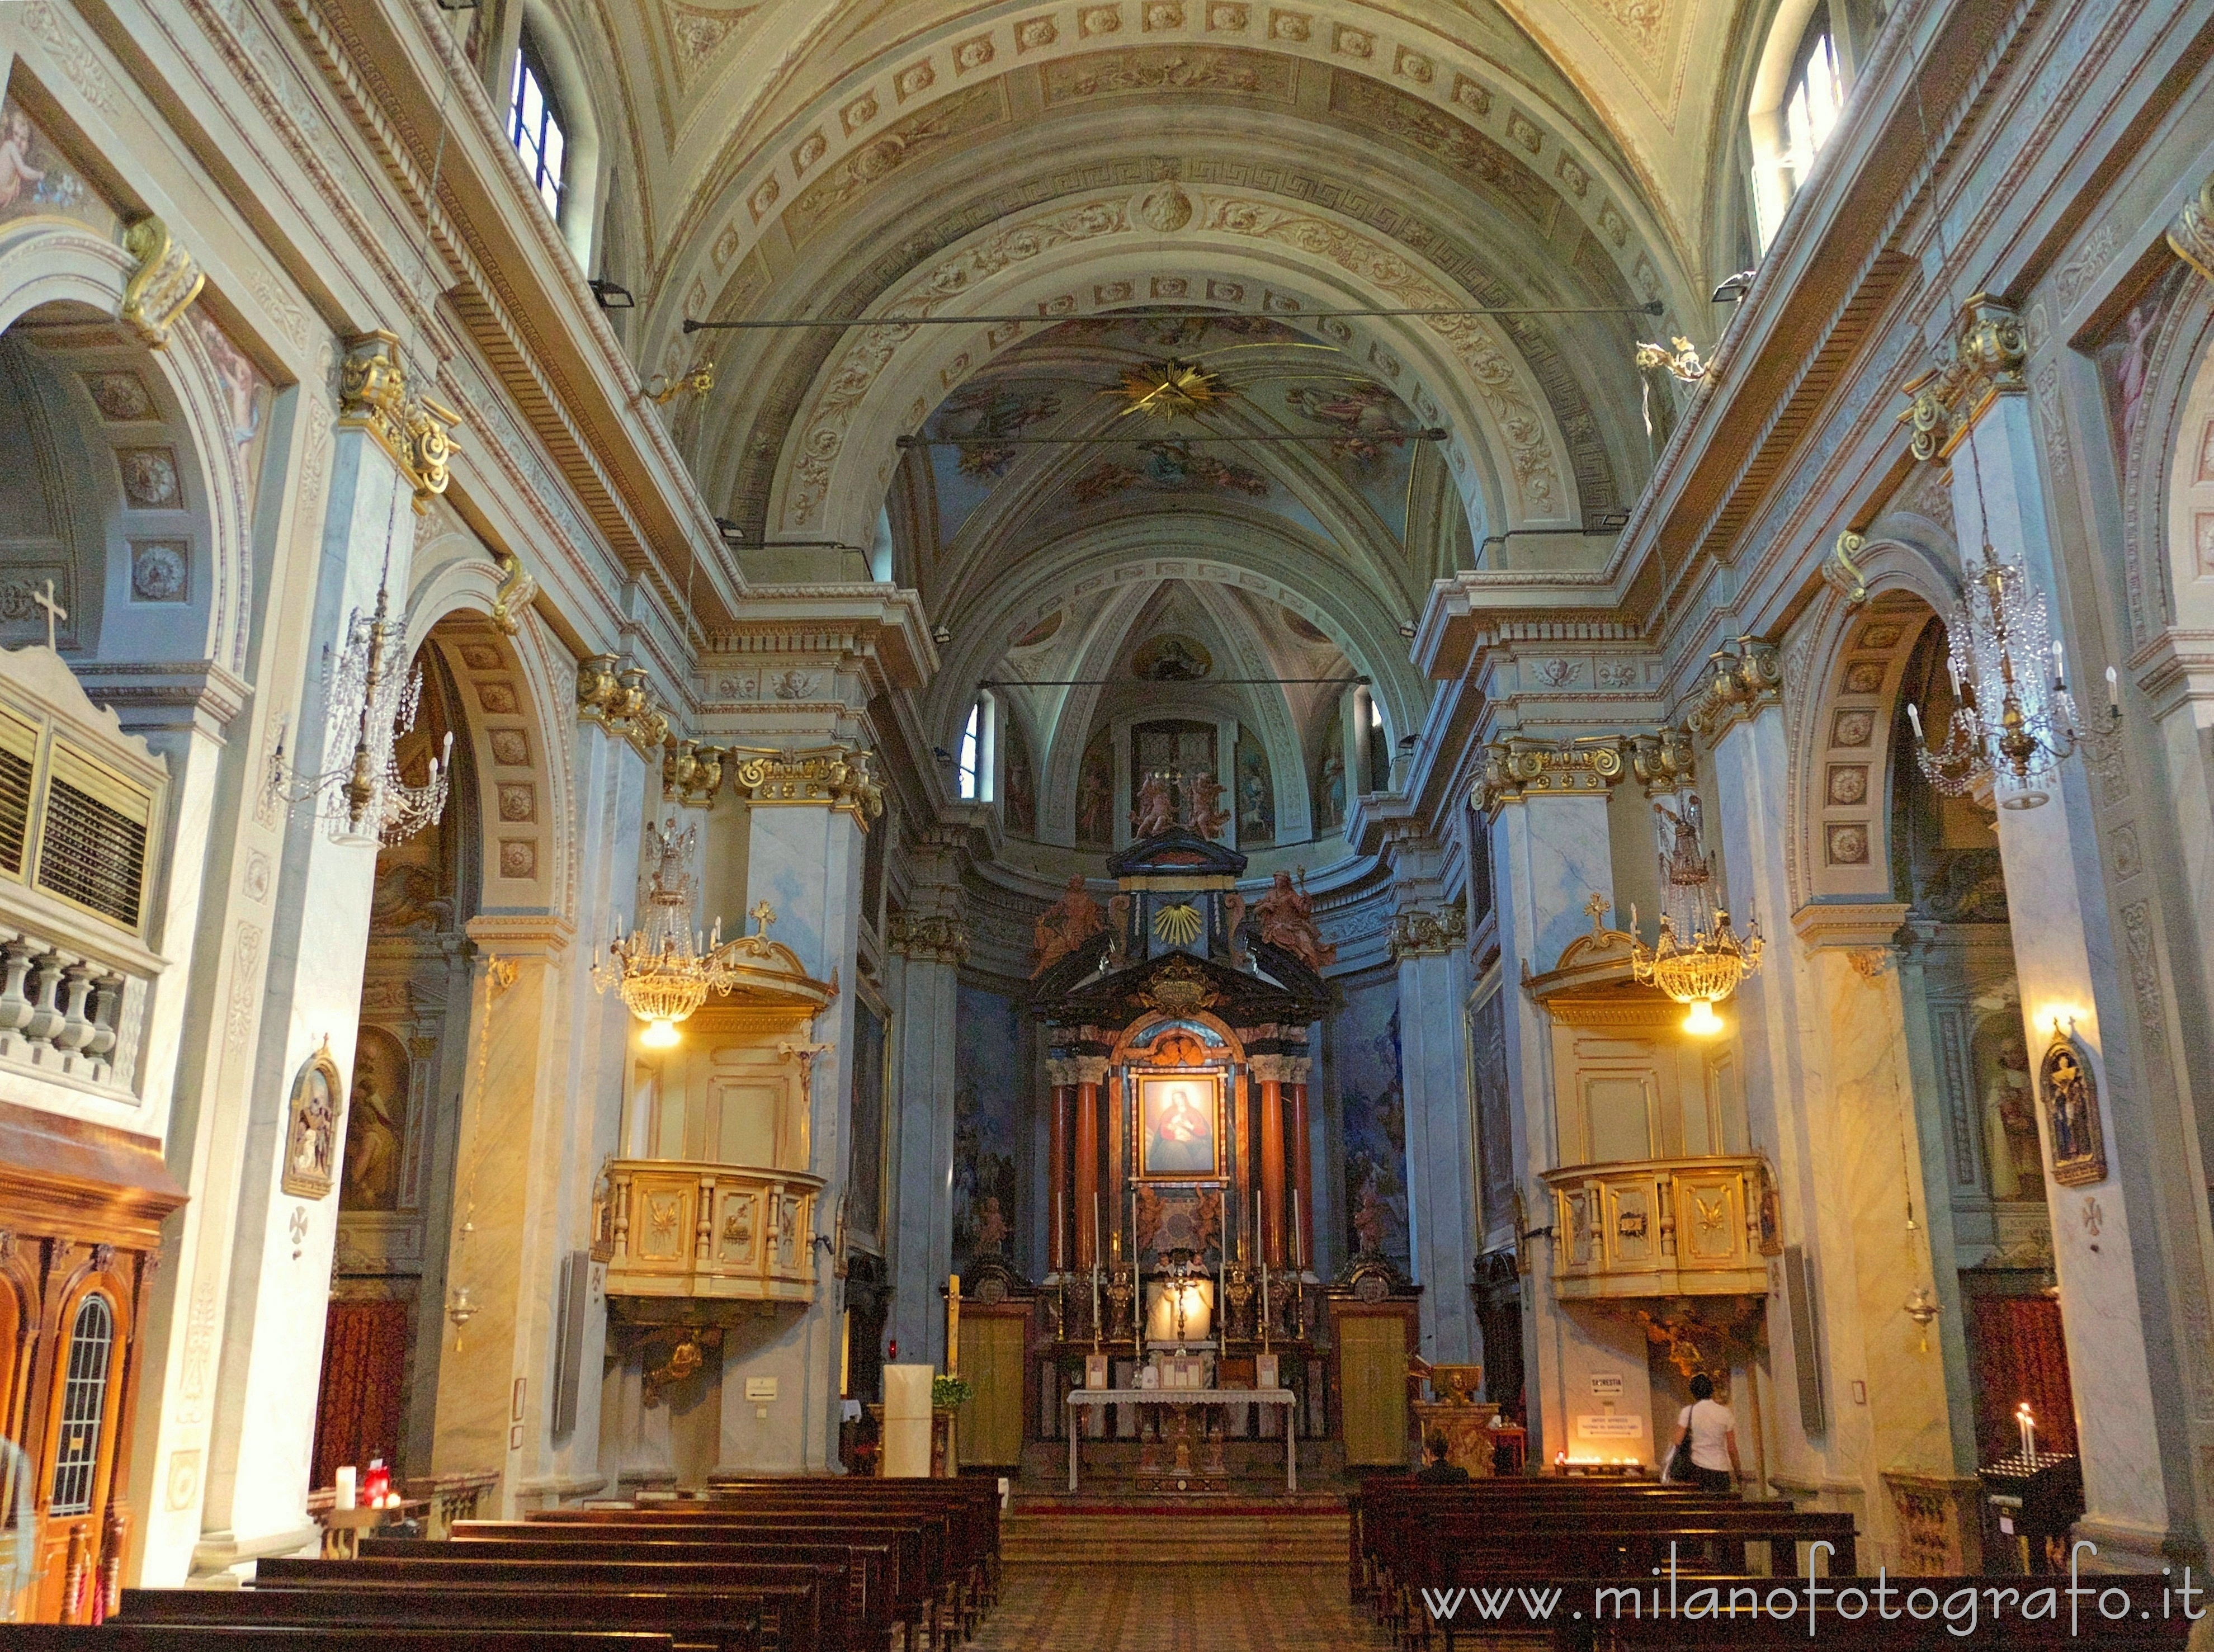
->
[1132, 770, 1178, 838]
[1183, 770, 1230, 839]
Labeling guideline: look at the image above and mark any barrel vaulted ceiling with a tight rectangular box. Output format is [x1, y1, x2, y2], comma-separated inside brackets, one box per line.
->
[542, 0, 1766, 855]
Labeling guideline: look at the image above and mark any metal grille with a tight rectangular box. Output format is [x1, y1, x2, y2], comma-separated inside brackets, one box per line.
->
[37, 772, 148, 930]
[0, 743, 30, 879]
[49, 1294, 114, 1516]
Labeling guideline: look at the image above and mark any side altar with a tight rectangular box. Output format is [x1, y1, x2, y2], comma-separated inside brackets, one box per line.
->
[1004, 821, 1419, 1490]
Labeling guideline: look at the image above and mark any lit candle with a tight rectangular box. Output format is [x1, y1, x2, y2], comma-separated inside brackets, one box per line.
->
[334, 1466, 356, 1511]
[2052, 637, 2065, 686]
[1906, 702, 1923, 740]
[2016, 1402, 2034, 1464]
[1947, 654, 1962, 697]
[2106, 665, 2119, 712]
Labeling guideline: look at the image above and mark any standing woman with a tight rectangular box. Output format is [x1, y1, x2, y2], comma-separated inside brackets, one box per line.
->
[1673, 1373, 1743, 1494]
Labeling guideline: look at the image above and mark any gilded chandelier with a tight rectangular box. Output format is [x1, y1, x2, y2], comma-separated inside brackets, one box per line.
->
[1627, 796, 1762, 1037]
[591, 821, 770, 1046]
[266, 583, 451, 846]
[1907, 541, 2121, 810]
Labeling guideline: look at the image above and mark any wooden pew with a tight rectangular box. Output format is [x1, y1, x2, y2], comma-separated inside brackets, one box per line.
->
[1351, 1484, 1780, 1610]
[4, 1632, 674, 1652]
[455, 1517, 929, 1650]
[523, 1508, 956, 1646]
[259, 1554, 865, 1652]
[362, 1535, 895, 1652]
[117, 1581, 811, 1652]
[706, 1478, 1002, 1613]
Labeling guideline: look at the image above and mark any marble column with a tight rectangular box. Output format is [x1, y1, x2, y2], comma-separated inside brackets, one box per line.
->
[1483, 742, 1636, 1460]
[886, 895, 966, 1372]
[189, 408, 426, 1575]
[1075, 1070, 1103, 1269]
[1952, 379, 2194, 1564]
[716, 772, 868, 1472]
[1290, 1082, 1314, 1274]
[1391, 860, 1476, 1365]
[1049, 1082, 1073, 1275]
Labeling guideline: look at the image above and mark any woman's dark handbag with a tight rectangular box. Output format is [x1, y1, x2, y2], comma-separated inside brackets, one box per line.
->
[1666, 1426, 1695, 1483]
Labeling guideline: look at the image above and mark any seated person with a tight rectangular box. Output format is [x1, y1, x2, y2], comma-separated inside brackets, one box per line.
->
[1414, 1429, 1471, 1484]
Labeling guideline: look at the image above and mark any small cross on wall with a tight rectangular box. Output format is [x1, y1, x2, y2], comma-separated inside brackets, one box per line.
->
[31, 579, 65, 652]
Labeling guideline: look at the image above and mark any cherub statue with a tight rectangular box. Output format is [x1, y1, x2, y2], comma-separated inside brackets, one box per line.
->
[1184, 770, 1230, 839]
[1032, 874, 1106, 976]
[1251, 870, 1336, 973]
[1132, 771, 1178, 838]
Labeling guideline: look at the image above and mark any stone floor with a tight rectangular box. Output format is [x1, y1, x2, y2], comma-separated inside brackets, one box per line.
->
[967, 1563, 1392, 1651]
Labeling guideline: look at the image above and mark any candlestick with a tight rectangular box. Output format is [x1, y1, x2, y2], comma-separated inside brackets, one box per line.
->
[2015, 1402, 2034, 1464]
[2106, 664, 2120, 711]
[1947, 654, 1962, 697]
[1092, 1193, 1101, 1272]
[2051, 636, 2065, 686]
[1906, 702, 1923, 739]
[1091, 1258, 1102, 1351]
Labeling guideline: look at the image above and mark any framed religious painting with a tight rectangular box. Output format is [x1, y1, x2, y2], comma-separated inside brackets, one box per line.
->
[282, 1039, 345, 1200]
[1135, 1069, 1222, 1181]
[2040, 1029, 2107, 1188]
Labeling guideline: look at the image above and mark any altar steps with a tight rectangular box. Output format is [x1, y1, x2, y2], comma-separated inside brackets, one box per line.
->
[1000, 1508, 1348, 1565]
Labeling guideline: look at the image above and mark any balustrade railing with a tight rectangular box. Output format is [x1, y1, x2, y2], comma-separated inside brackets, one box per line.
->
[0, 922, 149, 1098]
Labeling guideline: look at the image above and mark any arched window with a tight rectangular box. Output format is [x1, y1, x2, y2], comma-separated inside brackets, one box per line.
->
[509, 30, 568, 219]
[957, 696, 995, 801]
[1749, 2, 1852, 249]
[48, 1294, 114, 1517]
[502, 6, 605, 269]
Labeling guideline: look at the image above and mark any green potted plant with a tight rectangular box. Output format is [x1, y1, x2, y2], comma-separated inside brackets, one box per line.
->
[930, 1374, 972, 1477]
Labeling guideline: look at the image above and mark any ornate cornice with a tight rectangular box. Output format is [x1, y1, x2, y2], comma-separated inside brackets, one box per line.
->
[1894, 294, 2027, 463]
[578, 655, 672, 760]
[338, 331, 462, 507]
[2168, 173, 2214, 284]
[1470, 737, 1623, 813]
[1683, 639, 1781, 738]
[730, 743, 885, 828]
[1389, 901, 1467, 961]
[887, 910, 970, 966]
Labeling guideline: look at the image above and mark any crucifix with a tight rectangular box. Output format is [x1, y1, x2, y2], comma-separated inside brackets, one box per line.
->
[31, 579, 65, 652]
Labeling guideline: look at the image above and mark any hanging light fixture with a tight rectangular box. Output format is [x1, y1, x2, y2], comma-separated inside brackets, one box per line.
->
[266, 580, 451, 845]
[1906, 539, 2123, 810]
[591, 822, 805, 1044]
[1626, 795, 1762, 1037]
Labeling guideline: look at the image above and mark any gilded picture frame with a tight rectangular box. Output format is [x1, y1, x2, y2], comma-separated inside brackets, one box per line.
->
[2041, 1030, 2107, 1189]
[1135, 1069, 1223, 1181]
[282, 1041, 346, 1200]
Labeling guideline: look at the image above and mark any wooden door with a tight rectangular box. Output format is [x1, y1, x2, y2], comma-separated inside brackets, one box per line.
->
[33, 1281, 128, 1623]
[955, 1314, 1027, 1467]
[1338, 1313, 1409, 1466]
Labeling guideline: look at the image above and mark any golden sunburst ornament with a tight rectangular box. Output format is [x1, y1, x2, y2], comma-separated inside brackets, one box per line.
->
[1151, 901, 1205, 946]
[1108, 358, 1231, 419]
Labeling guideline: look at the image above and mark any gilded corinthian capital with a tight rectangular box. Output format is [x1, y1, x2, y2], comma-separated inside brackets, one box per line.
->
[1469, 737, 1624, 813]
[339, 331, 462, 507]
[1894, 294, 2027, 463]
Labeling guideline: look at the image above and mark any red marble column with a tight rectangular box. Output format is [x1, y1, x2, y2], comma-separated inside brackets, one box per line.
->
[1075, 1079, 1101, 1269]
[1049, 1082, 1073, 1274]
[1260, 1075, 1286, 1268]
[1291, 1079, 1314, 1272]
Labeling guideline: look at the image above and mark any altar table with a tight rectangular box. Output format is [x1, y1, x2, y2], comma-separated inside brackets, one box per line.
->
[1065, 1387, 1300, 1492]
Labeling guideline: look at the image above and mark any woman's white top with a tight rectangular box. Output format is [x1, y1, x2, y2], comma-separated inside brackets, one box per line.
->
[1677, 1399, 1735, 1471]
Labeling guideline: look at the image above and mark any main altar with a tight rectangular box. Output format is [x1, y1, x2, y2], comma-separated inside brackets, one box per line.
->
[995, 820, 1417, 1493]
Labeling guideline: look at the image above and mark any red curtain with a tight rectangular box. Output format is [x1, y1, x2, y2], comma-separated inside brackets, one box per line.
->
[1967, 1295, 2076, 1464]
[311, 1299, 409, 1492]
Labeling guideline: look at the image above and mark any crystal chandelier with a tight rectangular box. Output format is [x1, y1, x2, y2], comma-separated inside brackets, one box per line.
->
[1906, 541, 2122, 810]
[591, 821, 775, 1047]
[1627, 795, 1762, 1037]
[266, 583, 451, 845]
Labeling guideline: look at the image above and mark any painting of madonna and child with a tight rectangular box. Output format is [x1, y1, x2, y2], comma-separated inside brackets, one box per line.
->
[1138, 1073, 1222, 1181]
